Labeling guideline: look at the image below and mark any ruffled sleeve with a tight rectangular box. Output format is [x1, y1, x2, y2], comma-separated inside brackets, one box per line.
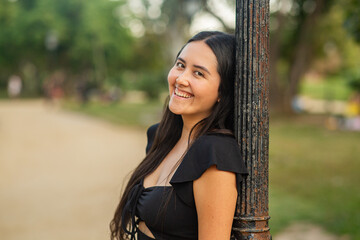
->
[170, 134, 248, 207]
[145, 123, 159, 154]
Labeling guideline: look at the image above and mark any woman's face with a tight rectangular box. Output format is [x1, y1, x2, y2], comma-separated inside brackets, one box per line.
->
[167, 41, 221, 123]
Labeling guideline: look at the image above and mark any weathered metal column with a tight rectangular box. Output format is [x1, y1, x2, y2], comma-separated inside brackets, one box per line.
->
[232, 0, 271, 240]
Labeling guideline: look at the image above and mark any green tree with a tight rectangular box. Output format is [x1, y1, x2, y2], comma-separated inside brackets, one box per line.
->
[0, 0, 139, 96]
[344, 0, 360, 43]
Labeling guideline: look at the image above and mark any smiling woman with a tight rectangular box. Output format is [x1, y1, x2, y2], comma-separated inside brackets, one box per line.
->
[110, 31, 248, 240]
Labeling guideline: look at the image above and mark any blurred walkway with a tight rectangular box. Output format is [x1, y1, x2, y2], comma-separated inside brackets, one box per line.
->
[0, 100, 146, 240]
[274, 222, 348, 240]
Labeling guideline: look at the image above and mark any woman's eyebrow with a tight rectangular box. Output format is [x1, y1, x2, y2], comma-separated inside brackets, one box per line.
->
[194, 64, 211, 75]
[177, 57, 211, 75]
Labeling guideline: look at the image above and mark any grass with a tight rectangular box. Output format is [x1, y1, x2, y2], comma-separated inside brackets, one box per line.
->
[299, 76, 353, 101]
[63, 100, 164, 128]
[64, 101, 360, 239]
[269, 117, 360, 238]
[0, 89, 8, 99]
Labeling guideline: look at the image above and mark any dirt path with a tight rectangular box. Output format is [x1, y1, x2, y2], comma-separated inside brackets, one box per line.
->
[0, 100, 146, 240]
[0, 100, 345, 240]
[274, 222, 349, 240]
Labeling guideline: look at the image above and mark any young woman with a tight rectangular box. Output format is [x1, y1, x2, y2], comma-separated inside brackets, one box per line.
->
[110, 31, 248, 240]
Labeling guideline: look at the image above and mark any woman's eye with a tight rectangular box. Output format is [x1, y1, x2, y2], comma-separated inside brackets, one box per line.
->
[194, 71, 204, 77]
[176, 62, 185, 68]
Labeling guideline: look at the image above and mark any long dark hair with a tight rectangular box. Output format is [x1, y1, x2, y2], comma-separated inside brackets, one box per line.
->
[110, 31, 236, 240]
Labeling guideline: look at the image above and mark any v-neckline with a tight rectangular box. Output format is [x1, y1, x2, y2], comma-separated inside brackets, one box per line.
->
[142, 137, 196, 189]
[141, 177, 174, 190]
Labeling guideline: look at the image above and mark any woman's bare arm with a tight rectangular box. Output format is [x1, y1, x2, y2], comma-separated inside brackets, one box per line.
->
[193, 165, 237, 240]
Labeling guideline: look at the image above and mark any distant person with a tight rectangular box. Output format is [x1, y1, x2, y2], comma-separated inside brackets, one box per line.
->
[345, 93, 360, 131]
[7, 75, 22, 98]
[76, 78, 91, 104]
[43, 71, 65, 107]
[110, 31, 248, 240]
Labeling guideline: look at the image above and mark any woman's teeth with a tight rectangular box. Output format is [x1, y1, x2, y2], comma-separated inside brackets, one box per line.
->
[175, 88, 193, 98]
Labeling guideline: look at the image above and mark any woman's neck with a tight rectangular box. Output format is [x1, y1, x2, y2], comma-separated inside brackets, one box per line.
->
[180, 125, 191, 143]
[180, 117, 200, 144]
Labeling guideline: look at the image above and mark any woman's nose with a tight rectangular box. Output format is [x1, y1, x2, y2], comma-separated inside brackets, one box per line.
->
[175, 73, 190, 86]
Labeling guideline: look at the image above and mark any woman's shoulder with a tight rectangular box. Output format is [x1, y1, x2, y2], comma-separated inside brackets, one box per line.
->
[170, 131, 248, 206]
[196, 132, 238, 145]
[188, 133, 243, 167]
[189, 132, 241, 158]
[145, 123, 159, 154]
[171, 132, 247, 183]
[147, 123, 159, 138]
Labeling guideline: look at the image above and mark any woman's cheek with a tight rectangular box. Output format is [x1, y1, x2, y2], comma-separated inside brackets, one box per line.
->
[167, 69, 177, 86]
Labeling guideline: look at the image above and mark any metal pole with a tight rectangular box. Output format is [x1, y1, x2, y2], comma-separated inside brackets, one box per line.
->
[233, 0, 271, 240]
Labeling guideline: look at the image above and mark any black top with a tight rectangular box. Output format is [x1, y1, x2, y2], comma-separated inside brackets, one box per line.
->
[122, 124, 248, 240]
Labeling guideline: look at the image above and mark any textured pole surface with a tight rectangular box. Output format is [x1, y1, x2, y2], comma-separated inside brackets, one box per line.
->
[232, 0, 271, 239]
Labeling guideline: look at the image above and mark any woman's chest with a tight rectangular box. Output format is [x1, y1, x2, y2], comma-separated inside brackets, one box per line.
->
[136, 187, 198, 239]
[144, 141, 187, 188]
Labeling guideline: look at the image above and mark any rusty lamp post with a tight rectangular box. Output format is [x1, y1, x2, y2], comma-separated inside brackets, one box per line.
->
[232, 0, 271, 239]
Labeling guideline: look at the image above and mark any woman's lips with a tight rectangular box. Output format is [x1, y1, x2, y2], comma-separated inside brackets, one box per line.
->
[174, 88, 194, 98]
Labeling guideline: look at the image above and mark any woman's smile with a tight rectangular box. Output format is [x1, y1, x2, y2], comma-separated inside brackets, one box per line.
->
[174, 88, 194, 99]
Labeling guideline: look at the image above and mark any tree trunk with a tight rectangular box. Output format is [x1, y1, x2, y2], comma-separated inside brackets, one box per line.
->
[283, 0, 328, 112]
[269, 12, 287, 112]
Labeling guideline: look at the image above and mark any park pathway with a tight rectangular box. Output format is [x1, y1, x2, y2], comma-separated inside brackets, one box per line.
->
[0, 100, 146, 240]
[0, 100, 343, 240]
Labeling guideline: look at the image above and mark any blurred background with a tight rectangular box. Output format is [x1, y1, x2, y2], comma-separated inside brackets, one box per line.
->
[0, 0, 359, 239]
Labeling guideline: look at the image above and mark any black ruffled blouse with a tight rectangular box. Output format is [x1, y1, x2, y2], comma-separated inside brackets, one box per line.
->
[122, 124, 248, 240]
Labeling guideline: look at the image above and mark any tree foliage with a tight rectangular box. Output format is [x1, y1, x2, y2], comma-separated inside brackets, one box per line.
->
[344, 0, 360, 43]
[0, 0, 167, 98]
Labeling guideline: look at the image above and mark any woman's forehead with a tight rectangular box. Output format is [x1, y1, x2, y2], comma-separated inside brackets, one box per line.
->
[178, 41, 218, 69]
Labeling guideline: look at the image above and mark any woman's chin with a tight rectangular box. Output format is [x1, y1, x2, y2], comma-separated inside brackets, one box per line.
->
[168, 105, 183, 115]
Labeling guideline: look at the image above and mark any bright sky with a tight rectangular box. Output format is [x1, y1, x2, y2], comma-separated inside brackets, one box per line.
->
[190, 0, 235, 34]
[190, 0, 279, 34]
[117, 0, 280, 37]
